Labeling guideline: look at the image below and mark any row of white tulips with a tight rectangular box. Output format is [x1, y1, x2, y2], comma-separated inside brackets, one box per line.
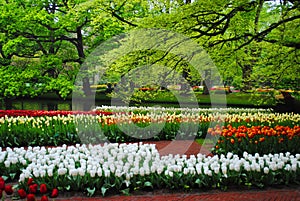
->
[0, 111, 299, 128]
[94, 106, 274, 114]
[0, 143, 299, 192]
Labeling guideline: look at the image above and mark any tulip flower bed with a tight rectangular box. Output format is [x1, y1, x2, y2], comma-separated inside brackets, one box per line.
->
[210, 125, 300, 155]
[0, 176, 59, 201]
[0, 107, 299, 147]
[0, 143, 300, 199]
[0, 106, 299, 199]
[0, 110, 114, 117]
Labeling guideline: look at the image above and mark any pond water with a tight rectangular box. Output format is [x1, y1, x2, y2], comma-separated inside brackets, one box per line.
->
[0, 99, 73, 110]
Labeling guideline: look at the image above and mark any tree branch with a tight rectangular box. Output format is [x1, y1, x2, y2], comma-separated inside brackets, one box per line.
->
[111, 11, 138, 27]
[191, 1, 257, 38]
[63, 58, 81, 63]
[254, 0, 264, 34]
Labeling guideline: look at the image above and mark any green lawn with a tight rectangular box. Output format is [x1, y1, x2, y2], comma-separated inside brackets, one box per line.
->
[127, 91, 276, 107]
[38, 90, 277, 107]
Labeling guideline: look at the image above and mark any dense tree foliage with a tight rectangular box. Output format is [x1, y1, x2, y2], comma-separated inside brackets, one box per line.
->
[0, 0, 299, 101]
[141, 0, 300, 91]
[0, 0, 143, 98]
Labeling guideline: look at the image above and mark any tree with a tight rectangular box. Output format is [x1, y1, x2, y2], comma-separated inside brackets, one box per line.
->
[139, 0, 300, 91]
[0, 0, 145, 99]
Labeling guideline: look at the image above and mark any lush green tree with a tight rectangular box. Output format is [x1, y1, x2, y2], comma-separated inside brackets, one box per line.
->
[140, 0, 300, 91]
[0, 0, 299, 103]
[0, 0, 145, 99]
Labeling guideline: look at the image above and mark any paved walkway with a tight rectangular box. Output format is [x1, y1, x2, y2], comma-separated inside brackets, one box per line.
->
[54, 187, 300, 201]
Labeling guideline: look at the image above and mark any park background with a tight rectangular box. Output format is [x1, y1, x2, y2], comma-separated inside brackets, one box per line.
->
[0, 1, 300, 200]
[0, 0, 299, 112]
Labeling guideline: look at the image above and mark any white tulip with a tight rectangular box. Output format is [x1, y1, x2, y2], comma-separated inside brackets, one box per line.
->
[291, 164, 297, 172]
[214, 167, 220, 174]
[47, 168, 53, 177]
[33, 169, 40, 177]
[227, 152, 233, 159]
[19, 173, 25, 182]
[285, 164, 291, 171]
[40, 170, 46, 177]
[263, 167, 269, 174]
[58, 168, 67, 175]
[221, 165, 228, 174]
[70, 169, 78, 176]
[104, 169, 110, 177]
[234, 164, 240, 172]
[90, 169, 96, 178]
[97, 168, 102, 177]
[157, 167, 163, 174]
[78, 168, 85, 176]
[139, 168, 145, 176]
[4, 160, 10, 168]
[183, 168, 189, 175]
[255, 164, 261, 172]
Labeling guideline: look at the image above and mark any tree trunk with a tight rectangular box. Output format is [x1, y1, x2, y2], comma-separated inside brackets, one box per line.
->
[202, 69, 211, 95]
[241, 64, 253, 91]
[76, 27, 92, 97]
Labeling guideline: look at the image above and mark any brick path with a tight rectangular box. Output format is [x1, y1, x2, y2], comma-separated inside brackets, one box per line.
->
[54, 187, 300, 201]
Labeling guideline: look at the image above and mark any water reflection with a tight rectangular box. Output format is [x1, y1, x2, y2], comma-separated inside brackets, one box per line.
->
[0, 99, 72, 110]
[0, 99, 185, 111]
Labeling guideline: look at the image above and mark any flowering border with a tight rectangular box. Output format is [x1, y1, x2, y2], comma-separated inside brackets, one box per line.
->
[0, 143, 299, 198]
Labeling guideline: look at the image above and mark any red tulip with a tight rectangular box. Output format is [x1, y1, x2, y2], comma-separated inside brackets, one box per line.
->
[18, 188, 27, 199]
[41, 195, 49, 201]
[4, 185, 13, 195]
[50, 188, 58, 198]
[39, 184, 47, 194]
[27, 178, 34, 186]
[27, 193, 35, 201]
[29, 184, 38, 193]
[0, 180, 5, 190]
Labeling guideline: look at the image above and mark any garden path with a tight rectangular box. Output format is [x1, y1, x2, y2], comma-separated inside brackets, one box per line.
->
[55, 187, 300, 201]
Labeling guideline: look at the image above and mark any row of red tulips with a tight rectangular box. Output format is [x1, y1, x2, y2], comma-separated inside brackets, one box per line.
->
[209, 124, 300, 155]
[209, 125, 300, 138]
[0, 110, 113, 117]
[0, 177, 58, 201]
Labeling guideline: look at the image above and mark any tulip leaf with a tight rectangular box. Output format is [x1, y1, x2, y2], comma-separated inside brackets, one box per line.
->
[2, 175, 8, 181]
[144, 181, 153, 188]
[87, 187, 96, 197]
[195, 178, 201, 184]
[101, 186, 108, 196]
[9, 173, 16, 180]
[120, 188, 130, 196]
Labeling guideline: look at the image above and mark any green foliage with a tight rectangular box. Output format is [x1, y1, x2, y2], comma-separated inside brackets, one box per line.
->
[140, 0, 300, 94]
[0, 0, 299, 102]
